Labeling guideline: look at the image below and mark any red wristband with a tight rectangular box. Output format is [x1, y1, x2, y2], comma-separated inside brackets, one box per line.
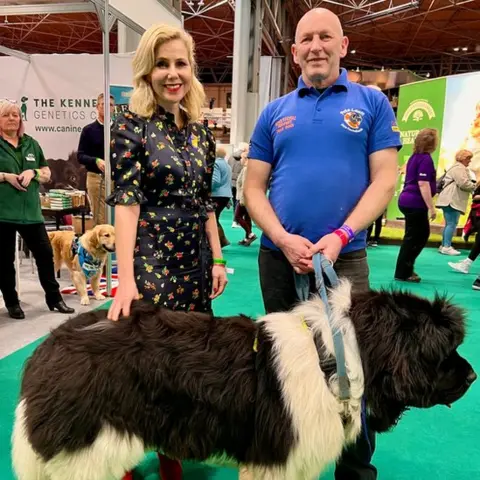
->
[333, 229, 349, 247]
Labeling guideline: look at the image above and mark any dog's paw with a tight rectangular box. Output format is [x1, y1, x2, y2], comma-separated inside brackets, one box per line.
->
[95, 293, 106, 301]
[80, 297, 90, 306]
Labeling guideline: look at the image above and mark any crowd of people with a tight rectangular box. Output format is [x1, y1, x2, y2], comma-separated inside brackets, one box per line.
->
[395, 127, 479, 288]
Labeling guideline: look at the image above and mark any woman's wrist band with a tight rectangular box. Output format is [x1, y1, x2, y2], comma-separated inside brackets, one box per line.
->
[33, 169, 40, 181]
[213, 258, 227, 266]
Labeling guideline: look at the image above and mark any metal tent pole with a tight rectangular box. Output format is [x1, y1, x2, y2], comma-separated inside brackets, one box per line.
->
[103, 0, 113, 297]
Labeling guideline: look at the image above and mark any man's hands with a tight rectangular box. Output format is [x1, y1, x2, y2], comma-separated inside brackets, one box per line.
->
[277, 231, 344, 273]
[277, 233, 314, 274]
[308, 232, 344, 264]
[96, 158, 106, 173]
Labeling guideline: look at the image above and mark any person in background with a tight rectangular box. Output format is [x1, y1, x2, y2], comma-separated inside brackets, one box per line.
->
[211, 146, 232, 247]
[0, 100, 74, 319]
[105, 23, 227, 480]
[448, 179, 480, 283]
[228, 142, 247, 227]
[244, 8, 401, 480]
[235, 148, 257, 246]
[436, 149, 476, 255]
[366, 213, 383, 247]
[394, 128, 438, 282]
[77, 93, 115, 225]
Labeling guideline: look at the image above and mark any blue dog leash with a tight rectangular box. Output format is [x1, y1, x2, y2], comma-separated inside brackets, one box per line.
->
[295, 253, 372, 457]
[294, 253, 351, 410]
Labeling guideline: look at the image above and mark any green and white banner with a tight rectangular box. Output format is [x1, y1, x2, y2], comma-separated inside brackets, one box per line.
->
[387, 71, 480, 226]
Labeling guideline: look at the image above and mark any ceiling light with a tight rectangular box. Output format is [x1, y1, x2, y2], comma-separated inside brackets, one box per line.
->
[462, 47, 468, 51]
[351, 50, 356, 54]
[453, 47, 460, 51]
[345, 1, 420, 26]
[426, 73, 431, 78]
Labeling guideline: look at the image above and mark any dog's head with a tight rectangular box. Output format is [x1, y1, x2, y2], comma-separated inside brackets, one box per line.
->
[85, 224, 116, 253]
[350, 289, 476, 433]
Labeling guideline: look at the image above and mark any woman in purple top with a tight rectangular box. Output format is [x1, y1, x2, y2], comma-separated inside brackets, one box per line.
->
[394, 128, 438, 282]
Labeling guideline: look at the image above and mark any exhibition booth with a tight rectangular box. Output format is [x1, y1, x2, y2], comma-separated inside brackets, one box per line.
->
[387, 70, 480, 227]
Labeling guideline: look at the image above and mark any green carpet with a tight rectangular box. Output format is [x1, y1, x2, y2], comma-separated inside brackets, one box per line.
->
[1, 212, 479, 479]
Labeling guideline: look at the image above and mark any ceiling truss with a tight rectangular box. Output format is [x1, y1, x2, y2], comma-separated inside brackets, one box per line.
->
[0, 0, 478, 86]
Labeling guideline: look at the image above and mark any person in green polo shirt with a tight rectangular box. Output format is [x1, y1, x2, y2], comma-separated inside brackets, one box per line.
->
[0, 99, 74, 319]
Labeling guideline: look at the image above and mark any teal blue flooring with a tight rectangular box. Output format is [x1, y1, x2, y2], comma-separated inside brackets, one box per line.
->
[1, 211, 479, 478]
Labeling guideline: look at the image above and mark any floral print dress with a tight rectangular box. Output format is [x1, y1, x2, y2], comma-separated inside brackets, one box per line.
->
[106, 107, 216, 313]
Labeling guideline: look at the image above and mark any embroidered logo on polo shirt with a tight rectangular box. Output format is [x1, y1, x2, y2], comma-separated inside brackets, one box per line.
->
[275, 116, 296, 135]
[26, 153, 36, 162]
[340, 109, 364, 133]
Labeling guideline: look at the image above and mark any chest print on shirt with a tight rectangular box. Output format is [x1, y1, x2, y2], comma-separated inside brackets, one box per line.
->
[274, 115, 296, 135]
[340, 109, 365, 133]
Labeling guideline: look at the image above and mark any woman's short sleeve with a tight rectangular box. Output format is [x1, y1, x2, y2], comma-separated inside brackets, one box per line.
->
[106, 112, 147, 207]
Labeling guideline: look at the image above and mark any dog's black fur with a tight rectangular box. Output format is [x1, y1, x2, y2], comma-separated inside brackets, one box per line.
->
[21, 306, 295, 466]
[18, 288, 475, 468]
[350, 289, 475, 432]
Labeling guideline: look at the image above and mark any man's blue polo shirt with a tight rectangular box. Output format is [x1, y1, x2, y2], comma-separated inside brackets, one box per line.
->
[248, 68, 402, 253]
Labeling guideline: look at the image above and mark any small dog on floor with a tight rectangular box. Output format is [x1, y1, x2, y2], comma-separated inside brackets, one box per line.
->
[12, 280, 476, 480]
[48, 224, 115, 305]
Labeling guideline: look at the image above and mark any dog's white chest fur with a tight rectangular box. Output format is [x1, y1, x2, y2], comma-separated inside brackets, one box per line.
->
[252, 279, 364, 479]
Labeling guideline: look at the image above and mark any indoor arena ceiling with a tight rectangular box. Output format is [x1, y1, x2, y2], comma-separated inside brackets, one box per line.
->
[0, 0, 479, 85]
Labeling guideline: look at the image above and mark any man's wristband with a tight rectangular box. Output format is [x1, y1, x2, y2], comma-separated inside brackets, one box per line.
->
[33, 169, 40, 181]
[333, 224, 355, 247]
[213, 258, 227, 267]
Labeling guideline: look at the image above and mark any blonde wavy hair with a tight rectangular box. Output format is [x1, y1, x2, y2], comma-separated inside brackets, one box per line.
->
[129, 23, 205, 122]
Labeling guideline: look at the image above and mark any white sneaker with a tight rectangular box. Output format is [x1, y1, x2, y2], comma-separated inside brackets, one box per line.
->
[232, 222, 240, 228]
[448, 259, 471, 274]
[439, 246, 461, 256]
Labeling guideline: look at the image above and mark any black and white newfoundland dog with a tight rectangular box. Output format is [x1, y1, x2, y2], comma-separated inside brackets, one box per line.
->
[12, 280, 476, 480]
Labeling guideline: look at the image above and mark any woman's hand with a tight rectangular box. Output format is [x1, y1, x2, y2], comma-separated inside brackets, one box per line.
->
[429, 207, 437, 220]
[5, 173, 27, 191]
[107, 279, 140, 321]
[210, 264, 228, 299]
[18, 169, 36, 188]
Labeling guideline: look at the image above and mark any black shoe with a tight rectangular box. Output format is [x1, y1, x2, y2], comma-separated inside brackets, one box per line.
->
[472, 278, 480, 291]
[47, 300, 75, 314]
[7, 305, 25, 319]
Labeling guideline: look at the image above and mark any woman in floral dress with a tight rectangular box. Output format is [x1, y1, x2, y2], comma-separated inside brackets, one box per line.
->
[106, 23, 228, 480]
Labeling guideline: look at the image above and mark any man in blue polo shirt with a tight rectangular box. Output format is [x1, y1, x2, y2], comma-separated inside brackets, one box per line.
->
[244, 7, 402, 480]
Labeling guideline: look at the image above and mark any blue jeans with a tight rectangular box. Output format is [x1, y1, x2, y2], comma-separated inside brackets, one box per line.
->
[442, 206, 461, 247]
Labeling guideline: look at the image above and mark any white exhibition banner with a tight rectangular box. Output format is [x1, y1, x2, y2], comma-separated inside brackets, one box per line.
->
[0, 53, 134, 161]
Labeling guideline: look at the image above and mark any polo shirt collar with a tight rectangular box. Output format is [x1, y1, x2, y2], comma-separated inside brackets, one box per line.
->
[297, 68, 349, 97]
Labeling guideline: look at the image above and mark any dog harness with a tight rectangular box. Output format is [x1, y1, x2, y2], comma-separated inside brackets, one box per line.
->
[71, 237, 103, 279]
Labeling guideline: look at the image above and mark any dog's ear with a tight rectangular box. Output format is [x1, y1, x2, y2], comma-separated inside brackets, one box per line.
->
[416, 294, 466, 365]
[85, 227, 100, 251]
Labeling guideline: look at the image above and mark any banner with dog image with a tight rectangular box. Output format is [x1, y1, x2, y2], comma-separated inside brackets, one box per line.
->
[0, 54, 134, 191]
